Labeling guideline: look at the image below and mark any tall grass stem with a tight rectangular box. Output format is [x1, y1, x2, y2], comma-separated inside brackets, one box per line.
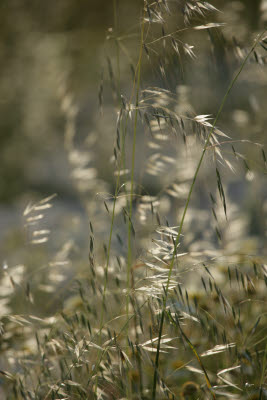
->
[151, 30, 266, 400]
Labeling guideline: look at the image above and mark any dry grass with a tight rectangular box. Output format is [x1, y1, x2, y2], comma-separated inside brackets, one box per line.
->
[0, 1, 266, 399]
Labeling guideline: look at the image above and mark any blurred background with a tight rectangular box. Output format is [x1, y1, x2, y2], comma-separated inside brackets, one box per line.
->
[0, 0, 266, 263]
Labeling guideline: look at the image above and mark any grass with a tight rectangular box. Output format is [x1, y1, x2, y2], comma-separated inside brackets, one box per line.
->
[0, 1, 267, 399]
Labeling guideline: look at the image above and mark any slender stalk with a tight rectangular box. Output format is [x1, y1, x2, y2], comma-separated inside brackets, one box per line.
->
[93, 1, 124, 395]
[151, 31, 265, 400]
[126, 8, 145, 333]
[113, 0, 121, 101]
[93, 109, 133, 399]
[95, 2, 146, 396]
[126, 9, 145, 397]
[259, 341, 267, 399]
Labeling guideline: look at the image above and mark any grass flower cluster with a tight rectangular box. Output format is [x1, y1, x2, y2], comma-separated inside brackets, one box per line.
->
[0, 1, 266, 399]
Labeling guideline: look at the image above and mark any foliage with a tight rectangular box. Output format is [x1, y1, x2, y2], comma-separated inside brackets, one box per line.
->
[0, 1, 267, 399]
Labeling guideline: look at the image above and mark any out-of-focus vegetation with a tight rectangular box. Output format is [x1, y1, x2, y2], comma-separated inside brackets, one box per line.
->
[0, 0, 267, 399]
[0, 0, 266, 204]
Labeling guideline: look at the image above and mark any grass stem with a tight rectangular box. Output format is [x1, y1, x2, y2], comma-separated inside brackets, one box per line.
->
[151, 30, 266, 400]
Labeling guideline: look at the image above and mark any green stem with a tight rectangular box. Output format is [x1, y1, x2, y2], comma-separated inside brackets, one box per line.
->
[126, 8, 145, 337]
[125, 10, 145, 398]
[113, 0, 121, 101]
[151, 30, 265, 400]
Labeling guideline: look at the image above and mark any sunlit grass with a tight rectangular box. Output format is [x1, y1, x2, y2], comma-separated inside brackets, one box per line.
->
[0, 1, 266, 399]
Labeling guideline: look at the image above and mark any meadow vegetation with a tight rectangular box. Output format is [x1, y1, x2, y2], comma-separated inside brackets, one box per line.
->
[0, 1, 267, 399]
